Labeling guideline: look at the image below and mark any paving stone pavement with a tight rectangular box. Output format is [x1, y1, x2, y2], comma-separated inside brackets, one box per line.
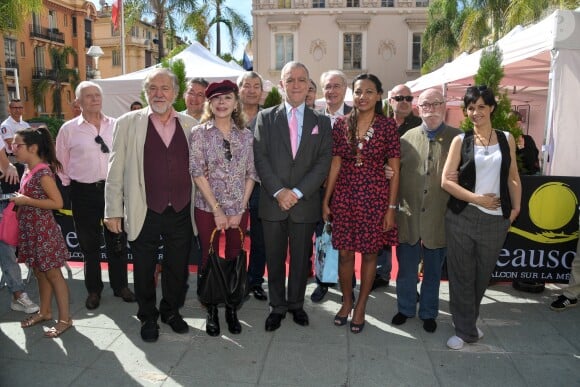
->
[1, 265, 579, 386]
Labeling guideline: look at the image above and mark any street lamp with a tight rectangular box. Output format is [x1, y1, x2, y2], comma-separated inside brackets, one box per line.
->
[86, 45, 104, 79]
[0, 67, 20, 100]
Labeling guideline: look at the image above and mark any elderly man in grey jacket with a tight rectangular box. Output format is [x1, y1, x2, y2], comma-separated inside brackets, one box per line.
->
[391, 88, 461, 333]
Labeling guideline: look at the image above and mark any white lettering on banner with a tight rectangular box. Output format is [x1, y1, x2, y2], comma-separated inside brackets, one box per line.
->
[497, 248, 576, 269]
[65, 231, 79, 248]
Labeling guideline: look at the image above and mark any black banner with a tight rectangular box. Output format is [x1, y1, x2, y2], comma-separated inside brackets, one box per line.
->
[492, 175, 579, 283]
[54, 175, 578, 283]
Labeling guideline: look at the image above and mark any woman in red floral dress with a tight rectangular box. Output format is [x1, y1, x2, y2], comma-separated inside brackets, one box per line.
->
[322, 73, 400, 333]
[12, 127, 72, 338]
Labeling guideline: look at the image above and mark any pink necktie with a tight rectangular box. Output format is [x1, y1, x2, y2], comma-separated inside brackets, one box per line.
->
[289, 107, 298, 158]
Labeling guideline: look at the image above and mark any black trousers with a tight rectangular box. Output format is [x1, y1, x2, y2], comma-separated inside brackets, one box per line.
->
[248, 184, 267, 286]
[130, 206, 193, 322]
[263, 218, 316, 314]
[69, 180, 128, 294]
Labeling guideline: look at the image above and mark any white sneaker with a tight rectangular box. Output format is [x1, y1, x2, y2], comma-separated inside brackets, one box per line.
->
[11, 293, 40, 314]
[447, 335, 465, 350]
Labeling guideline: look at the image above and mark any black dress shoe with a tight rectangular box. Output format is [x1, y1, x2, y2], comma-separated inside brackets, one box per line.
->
[310, 285, 328, 303]
[225, 306, 242, 334]
[85, 293, 101, 310]
[289, 308, 309, 326]
[206, 305, 220, 337]
[422, 318, 437, 333]
[392, 312, 410, 326]
[161, 314, 189, 334]
[250, 285, 268, 301]
[265, 312, 285, 331]
[114, 287, 137, 303]
[141, 320, 160, 342]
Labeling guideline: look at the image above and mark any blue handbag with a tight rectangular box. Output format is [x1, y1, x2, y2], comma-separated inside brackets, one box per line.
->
[314, 222, 339, 283]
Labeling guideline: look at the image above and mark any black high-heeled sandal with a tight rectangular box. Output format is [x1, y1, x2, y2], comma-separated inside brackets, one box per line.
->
[333, 313, 348, 326]
[350, 320, 365, 334]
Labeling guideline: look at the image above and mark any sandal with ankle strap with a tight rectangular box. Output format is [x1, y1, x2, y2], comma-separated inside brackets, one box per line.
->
[44, 319, 73, 338]
[21, 313, 52, 328]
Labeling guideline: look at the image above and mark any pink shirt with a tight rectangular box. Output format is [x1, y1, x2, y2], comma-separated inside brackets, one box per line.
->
[148, 107, 178, 147]
[55, 114, 116, 185]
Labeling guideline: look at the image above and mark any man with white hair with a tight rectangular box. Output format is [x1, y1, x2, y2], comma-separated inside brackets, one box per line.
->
[104, 69, 197, 342]
[391, 88, 460, 333]
[56, 81, 135, 311]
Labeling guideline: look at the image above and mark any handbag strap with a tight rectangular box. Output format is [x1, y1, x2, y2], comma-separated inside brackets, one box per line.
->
[208, 227, 245, 255]
[20, 162, 49, 192]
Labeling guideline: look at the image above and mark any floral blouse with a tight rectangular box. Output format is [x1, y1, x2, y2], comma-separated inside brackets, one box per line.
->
[189, 119, 259, 215]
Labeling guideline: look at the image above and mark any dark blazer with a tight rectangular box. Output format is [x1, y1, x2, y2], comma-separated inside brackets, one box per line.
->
[253, 103, 332, 223]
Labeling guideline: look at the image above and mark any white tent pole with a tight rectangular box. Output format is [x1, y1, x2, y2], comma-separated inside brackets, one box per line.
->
[121, 0, 126, 75]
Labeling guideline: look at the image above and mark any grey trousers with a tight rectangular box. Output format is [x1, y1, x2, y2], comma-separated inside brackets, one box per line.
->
[445, 205, 510, 342]
[563, 212, 580, 300]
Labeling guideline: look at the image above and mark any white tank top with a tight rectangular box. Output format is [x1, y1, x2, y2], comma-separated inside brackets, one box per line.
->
[459, 131, 510, 216]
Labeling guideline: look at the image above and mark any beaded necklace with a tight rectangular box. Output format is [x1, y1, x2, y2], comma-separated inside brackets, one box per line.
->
[354, 116, 375, 167]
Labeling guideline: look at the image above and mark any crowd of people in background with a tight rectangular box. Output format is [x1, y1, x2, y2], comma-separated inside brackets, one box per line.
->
[2, 60, 577, 349]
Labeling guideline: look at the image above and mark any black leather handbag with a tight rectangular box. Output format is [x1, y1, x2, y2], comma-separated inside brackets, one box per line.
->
[197, 228, 248, 306]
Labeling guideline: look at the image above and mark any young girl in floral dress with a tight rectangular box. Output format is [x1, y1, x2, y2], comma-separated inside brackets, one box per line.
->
[12, 127, 72, 338]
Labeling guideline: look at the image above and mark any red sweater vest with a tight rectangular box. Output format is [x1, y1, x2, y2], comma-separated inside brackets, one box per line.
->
[143, 118, 191, 213]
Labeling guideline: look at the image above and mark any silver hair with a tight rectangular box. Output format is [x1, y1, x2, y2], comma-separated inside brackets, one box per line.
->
[143, 68, 179, 105]
[237, 71, 264, 90]
[319, 70, 347, 88]
[75, 81, 103, 100]
[280, 61, 309, 81]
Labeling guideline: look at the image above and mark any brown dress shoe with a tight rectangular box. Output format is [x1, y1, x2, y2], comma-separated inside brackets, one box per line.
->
[114, 287, 136, 303]
[85, 293, 101, 310]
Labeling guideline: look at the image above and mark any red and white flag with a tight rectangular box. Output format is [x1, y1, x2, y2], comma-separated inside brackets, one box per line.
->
[112, 0, 122, 31]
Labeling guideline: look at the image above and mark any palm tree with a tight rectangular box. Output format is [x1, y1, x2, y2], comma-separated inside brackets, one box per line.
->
[422, 0, 579, 73]
[31, 46, 79, 118]
[141, 0, 198, 62]
[422, 0, 464, 73]
[184, 0, 252, 56]
[0, 0, 42, 119]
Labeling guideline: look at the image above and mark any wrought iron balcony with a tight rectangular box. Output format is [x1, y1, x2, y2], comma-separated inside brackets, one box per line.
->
[4, 60, 19, 76]
[29, 24, 65, 44]
[32, 67, 56, 80]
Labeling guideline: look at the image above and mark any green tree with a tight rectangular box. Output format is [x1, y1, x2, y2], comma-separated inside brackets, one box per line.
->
[459, 45, 522, 141]
[422, 0, 464, 73]
[31, 46, 79, 119]
[0, 0, 43, 119]
[262, 87, 282, 109]
[184, 0, 252, 56]
[422, 0, 579, 73]
[140, 0, 198, 62]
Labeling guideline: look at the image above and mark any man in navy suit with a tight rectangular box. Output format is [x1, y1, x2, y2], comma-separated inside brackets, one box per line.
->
[253, 61, 332, 331]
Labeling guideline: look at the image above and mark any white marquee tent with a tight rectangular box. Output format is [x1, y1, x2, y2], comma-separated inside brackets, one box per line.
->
[405, 10, 580, 176]
[93, 42, 244, 118]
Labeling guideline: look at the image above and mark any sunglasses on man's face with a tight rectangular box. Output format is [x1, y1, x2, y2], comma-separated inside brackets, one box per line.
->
[95, 135, 110, 153]
[392, 95, 413, 102]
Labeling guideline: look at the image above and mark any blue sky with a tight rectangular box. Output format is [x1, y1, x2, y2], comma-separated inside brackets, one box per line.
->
[89, 1, 253, 59]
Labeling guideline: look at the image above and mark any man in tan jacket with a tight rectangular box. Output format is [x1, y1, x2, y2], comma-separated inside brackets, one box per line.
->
[104, 68, 197, 342]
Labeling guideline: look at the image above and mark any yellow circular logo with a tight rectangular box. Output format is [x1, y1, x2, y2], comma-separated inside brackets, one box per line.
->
[528, 182, 577, 230]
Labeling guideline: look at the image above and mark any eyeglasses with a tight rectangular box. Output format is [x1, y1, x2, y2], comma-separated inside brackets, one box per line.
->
[9, 106, 23, 110]
[11, 143, 26, 150]
[418, 101, 444, 110]
[94, 135, 110, 153]
[223, 139, 232, 161]
[392, 95, 413, 102]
